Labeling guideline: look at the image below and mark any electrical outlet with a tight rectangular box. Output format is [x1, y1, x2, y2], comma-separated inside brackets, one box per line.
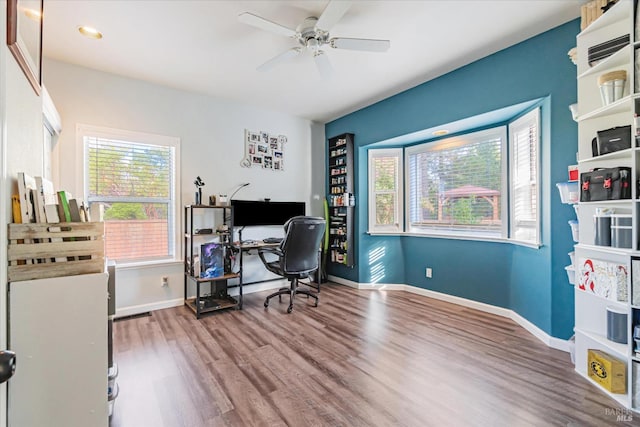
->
[161, 276, 169, 287]
[426, 268, 432, 278]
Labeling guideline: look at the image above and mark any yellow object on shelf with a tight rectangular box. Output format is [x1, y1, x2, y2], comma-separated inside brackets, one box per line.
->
[588, 349, 626, 394]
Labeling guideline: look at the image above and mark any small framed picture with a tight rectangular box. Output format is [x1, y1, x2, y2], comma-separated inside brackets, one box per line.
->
[263, 156, 273, 169]
[252, 155, 263, 164]
[273, 151, 283, 158]
[249, 132, 260, 143]
[278, 135, 287, 144]
[257, 144, 268, 154]
[269, 136, 278, 144]
[261, 131, 269, 143]
[248, 143, 256, 154]
[274, 160, 282, 170]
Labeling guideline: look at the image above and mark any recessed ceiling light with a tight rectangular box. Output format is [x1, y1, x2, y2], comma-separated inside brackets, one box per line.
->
[432, 129, 449, 136]
[23, 8, 41, 21]
[78, 26, 103, 40]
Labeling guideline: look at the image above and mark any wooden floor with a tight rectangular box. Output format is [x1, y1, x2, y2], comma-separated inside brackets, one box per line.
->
[111, 283, 636, 426]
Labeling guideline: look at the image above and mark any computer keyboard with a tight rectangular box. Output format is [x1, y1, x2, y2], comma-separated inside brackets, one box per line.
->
[263, 237, 283, 244]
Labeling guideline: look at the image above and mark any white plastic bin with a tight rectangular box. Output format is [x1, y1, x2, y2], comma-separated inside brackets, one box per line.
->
[565, 265, 576, 285]
[557, 182, 579, 204]
[568, 251, 575, 267]
[568, 220, 579, 242]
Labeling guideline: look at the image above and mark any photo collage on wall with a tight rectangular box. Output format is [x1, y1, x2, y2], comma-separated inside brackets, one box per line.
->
[240, 129, 286, 171]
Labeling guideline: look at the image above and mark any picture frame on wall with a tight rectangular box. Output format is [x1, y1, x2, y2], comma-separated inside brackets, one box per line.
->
[7, 0, 43, 95]
[243, 128, 287, 171]
[263, 156, 273, 169]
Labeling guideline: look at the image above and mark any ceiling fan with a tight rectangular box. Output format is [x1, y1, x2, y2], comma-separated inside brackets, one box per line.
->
[238, 0, 391, 78]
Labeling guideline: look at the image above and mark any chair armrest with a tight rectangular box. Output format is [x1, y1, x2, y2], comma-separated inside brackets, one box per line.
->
[257, 247, 283, 265]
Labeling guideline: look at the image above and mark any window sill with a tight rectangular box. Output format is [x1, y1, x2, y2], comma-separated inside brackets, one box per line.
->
[114, 259, 183, 271]
[367, 231, 541, 249]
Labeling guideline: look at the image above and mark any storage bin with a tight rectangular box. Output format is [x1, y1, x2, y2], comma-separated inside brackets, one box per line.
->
[569, 220, 579, 242]
[557, 181, 579, 204]
[607, 307, 628, 344]
[611, 214, 633, 248]
[568, 251, 575, 266]
[565, 265, 576, 285]
[7, 222, 105, 282]
[594, 215, 611, 246]
[611, 214, 632, 227]
[568, 165, 578, 181]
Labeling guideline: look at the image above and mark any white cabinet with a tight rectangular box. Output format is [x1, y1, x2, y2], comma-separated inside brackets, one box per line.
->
[574, 0, 638, 410]
[8, 273, 108, 427]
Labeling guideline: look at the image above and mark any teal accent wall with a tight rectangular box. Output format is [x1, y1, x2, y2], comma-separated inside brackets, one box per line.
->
[326, 19, 579, 339]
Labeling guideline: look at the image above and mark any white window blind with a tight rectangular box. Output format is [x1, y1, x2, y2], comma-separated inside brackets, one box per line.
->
[405, 128, 505, 237]
[509, 108, 540, 244]
[368, 148, 403, 232]
[84, 134, 177, 262]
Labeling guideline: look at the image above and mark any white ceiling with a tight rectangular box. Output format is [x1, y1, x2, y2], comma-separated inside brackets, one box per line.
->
[42, 1, 582, 123]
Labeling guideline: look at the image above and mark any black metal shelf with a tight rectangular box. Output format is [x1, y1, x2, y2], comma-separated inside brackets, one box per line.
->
[184, 205, 243, 318]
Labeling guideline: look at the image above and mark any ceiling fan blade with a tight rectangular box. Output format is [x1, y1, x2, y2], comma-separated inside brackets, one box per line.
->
[314, 50, 333, 79]
[257, 47, 302, 72]
[330, 37, 390, 52]
[238, 12, 296, 38]
[316, 0, 352, 31]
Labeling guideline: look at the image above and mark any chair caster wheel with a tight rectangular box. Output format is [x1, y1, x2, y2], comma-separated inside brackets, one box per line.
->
[287, 306, 293, 313]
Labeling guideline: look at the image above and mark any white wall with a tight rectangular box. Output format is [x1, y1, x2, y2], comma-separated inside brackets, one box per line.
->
[1, 0, 46, 424]
[43, 58, 321, 315]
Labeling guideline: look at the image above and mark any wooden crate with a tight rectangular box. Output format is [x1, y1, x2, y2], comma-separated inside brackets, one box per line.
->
[8, 222, 105, 282]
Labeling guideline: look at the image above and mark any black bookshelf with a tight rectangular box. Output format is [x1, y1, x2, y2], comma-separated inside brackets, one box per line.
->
[327, 133, 354, 267]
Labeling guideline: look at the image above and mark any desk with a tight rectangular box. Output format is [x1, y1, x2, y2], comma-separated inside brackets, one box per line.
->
[237, 241, 281, 286]
[236, 240, 321, 291]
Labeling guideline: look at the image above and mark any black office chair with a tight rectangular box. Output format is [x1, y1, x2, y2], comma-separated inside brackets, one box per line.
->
[258, 216, 326, 313]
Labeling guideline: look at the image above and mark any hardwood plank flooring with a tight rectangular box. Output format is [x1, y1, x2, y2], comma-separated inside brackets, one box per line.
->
[111, 284, 637, 426]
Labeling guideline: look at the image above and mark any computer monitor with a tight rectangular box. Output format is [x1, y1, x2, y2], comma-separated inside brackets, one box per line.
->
[231, 200, 306, 227]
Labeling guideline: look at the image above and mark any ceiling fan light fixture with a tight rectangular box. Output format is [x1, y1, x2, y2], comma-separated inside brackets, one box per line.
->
[306, 38, 319, 49]
[78, 26, 103, 40]
[432, 129, 449, 137]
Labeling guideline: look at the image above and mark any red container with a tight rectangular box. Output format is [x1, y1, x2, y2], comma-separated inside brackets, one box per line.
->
[568, 165, 578, 181]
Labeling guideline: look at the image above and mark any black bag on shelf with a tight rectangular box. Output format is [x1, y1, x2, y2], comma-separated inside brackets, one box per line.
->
[580, 167, 631, 202]
[591, 125, 632, 157]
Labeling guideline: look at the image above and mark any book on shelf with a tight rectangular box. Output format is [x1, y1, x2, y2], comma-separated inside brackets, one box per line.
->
[33, 176, 57, 224]
[200, 242, 224, 278]
[68, 199, 82, 222]
[11, 195, 21, 224]
[57, 191, 72, 222]
[17, 172, 36, 224]
[89, 203, 104, 222]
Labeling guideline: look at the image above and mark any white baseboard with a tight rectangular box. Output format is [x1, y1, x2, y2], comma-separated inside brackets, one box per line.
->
[228, 279, 287, 297]
[116, 298, 183, 318]
[327, 278, 570, 353]
[327, 275, 406, 290]
[116, 280, 288, 318]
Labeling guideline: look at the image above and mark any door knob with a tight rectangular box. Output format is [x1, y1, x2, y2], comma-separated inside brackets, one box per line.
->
[0, 351, 16, 383]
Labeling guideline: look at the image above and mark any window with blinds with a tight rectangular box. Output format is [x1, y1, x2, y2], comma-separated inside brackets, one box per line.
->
[405, 128, 506, 237]
[368, 148, 403, 232]
[82, 127, 179, 263]
[509, 108, 540, 244]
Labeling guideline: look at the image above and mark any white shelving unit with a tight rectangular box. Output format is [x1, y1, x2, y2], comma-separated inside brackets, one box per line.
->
[574, 0, 638, 411]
